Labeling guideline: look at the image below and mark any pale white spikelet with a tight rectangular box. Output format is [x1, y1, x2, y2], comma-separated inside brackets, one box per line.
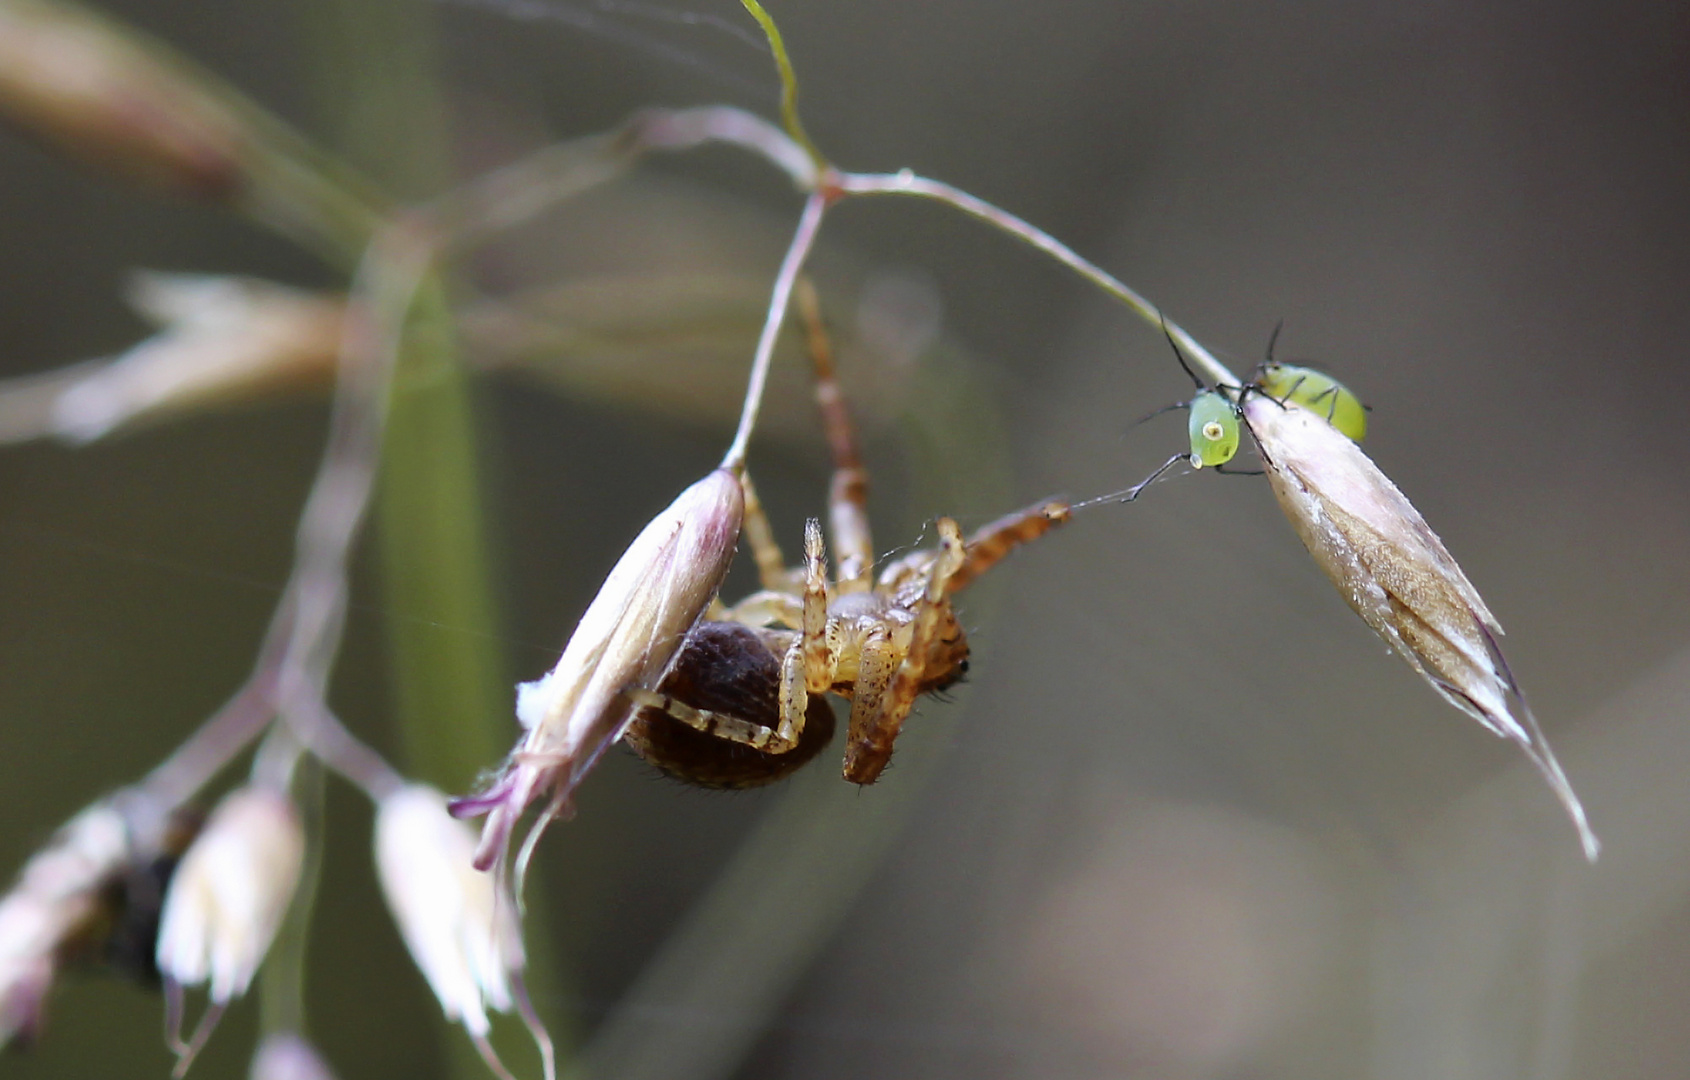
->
[156, 786, 304, 1072]
[452, 468, 744, 878]
[0, 801, 134, 1046]
[47, 272, 342, 443]
[1244, 395, 1598, 860]
[376, 785, 522, 1038]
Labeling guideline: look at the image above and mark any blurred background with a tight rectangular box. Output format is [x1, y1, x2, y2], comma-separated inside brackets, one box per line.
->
[1, 0, 1688, 1077]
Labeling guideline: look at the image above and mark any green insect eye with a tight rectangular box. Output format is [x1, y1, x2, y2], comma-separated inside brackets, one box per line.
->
[1187, 390, 1240, 468]
[1256, 363, 1368, 442]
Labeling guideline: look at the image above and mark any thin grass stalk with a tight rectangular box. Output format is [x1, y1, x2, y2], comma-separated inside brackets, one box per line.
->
[257, 757, 326, 1041]
[299, 0, 571, 1073]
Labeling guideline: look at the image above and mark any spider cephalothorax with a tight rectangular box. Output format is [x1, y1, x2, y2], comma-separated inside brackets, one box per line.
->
[624, 487, 1067, 788]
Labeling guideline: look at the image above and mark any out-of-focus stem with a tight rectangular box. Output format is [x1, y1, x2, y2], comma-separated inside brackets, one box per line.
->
[136, 613, 289, 810]
[301, 0, 506, 798]
[301, 3, 569, 1076]
[435, 106, 814, 249]
[370, 274, 511, 790]
[258, 756, 325, 1040]
[477, 101, 1237, 392]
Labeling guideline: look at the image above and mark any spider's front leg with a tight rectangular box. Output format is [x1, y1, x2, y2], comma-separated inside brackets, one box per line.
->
[668, 517, 834, 756]
[797, 518, 833, 684]
[948, 498, 1071, 593]
[783, 517, 836, 720]
[842, 517, 967, 784]
[796, 278, 874, 593]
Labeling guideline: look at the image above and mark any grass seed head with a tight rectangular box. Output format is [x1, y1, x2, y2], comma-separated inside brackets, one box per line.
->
[29, 273, 342, 445]
[1243, 395, 1598, 860]
[248, 1032, 338, 1080]
[375, 785, 523, 1042]
[453, 467, 745, 873]
[155, 785, 303, 1070]
[0, 1, 253, 200]
[0, 801, 136, 1048]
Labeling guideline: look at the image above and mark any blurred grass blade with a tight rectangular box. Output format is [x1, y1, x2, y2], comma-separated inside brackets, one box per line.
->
[0, 0, 383, 261]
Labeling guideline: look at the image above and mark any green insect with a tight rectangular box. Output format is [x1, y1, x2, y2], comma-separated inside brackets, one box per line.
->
[1079, 321, 1371, 510]
[1090, 320, 1248, 505]
[1253, 323, 1369, 442]
[1186, 388, 1241, 467]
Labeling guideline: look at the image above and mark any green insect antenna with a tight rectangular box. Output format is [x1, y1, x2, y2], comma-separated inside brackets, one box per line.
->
[1071, 316, 1252, 511]
[1265, 317, 1287, 365]
[1160, 314, 1207, 393]
[1158, 315, 1241, 468]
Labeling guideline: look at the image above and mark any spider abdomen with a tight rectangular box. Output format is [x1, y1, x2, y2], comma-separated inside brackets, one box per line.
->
[622, 621, 836, 789]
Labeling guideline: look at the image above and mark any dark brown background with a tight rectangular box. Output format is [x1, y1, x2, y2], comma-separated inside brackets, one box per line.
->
[1, 1, 1687, 1077]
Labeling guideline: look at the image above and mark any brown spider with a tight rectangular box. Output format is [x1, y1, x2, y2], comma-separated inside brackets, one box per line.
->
[622, 283, 1069, 788]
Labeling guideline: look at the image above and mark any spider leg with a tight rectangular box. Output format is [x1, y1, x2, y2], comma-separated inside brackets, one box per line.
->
[625, 688, 801, 752]
[733, 518, 835, 752]
[843, 517, 966, 784]
[796, 278, 874, 592]
[945, 498, 1070, 594]
[842, 629, 898, 767]
[800, 518, 833, 693]
[717, 590, 803, 628]
[738, 470, 793, 592]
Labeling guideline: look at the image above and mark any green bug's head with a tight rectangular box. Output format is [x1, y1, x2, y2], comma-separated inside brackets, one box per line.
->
[1256, 362, 1369, 443]
[1186, 389, 1240, 468]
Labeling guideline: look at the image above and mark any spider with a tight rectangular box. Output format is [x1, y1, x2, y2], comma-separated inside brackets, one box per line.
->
[621, 283, 1069, 788]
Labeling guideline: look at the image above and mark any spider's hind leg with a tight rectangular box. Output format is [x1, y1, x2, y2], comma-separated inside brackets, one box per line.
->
[625, 621, 811, 753]
[621, 620, 840, 789]
[625, 689, 794, 752]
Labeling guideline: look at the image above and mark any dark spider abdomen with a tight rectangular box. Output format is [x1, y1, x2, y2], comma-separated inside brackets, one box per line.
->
[623, 621, 836, 789]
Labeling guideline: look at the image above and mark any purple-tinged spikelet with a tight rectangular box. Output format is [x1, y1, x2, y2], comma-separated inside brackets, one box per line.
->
[452, 468, 744, 875]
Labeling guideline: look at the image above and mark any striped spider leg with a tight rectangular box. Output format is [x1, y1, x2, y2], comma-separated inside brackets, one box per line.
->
[622, 283, 1069, 787]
